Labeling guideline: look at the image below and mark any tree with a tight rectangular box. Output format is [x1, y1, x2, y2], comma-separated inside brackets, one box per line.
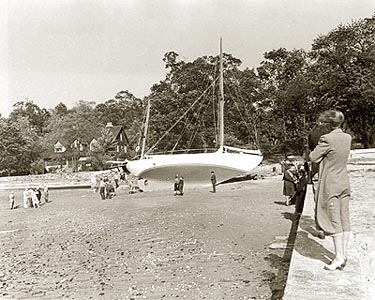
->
[54, 102, 69, 116]
[95, 90, 144, 151]
[9, 99, 50, 135]
[40, 100, 102, 162]
[0, 118, 41, 175]
[310, 16, 375, 147]
[146, 51, 254, 154]
[256, 48, 314, 154]
[89, 127, 116, 170]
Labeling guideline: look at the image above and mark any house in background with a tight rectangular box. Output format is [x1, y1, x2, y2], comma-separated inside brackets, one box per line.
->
[104, 122, 129, 156]
[89, 138, 98, 151]
[53, 141, 66, 153]
[48, 123, 129, 172]
[45, 141, 68, 172]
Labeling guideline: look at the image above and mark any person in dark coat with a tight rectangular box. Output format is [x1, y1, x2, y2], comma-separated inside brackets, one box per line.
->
[107, 183, 115, 198]
[174, 174, 179, 196]
[35, 187, 42, 203]
[294, 167, 308, 215]
[283, 164, 297, 206]
[310, 110, 351, 271]
[9, 191, 15, 210]
[178, 176, 184, 196]
[210, 171, 217, 193]
[308, 121, 331, 178]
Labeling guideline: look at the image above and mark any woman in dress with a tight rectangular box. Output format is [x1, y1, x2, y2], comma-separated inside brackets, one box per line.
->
[310, 110, 351, 271]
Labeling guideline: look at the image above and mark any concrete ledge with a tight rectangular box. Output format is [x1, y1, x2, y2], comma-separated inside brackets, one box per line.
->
[0, 183, 91, 190]
[284, 181, 375, 300]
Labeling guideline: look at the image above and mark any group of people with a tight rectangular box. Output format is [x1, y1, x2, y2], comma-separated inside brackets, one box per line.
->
[98, 177, 117, 200]
[173, 175, 184, 196]
[282, 161, 308, 214]
[173, 170, 217, 196]
[283, 110, 352, 272]
[92, 169, 124, 199]
[10, 186, 50, 209]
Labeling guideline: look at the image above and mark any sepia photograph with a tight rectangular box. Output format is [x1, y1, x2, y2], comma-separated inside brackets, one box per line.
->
[1, 0, 374, 299]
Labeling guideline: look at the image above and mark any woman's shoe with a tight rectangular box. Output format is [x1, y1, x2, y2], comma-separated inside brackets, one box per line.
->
[340, 256, 348, 269]
[329, 256, 347, 267]
[324, 258, 346, 271]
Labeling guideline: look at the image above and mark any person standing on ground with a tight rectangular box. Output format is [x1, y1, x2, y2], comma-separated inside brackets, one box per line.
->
[23, 188, 29, 208]
[294, 167, 308, 216]
[99, 178, 106, 200]
[178, 176, 184, 196]
[308, 114, 333, 239]
[210, 171, 217, 193]
[9, 191, 15, 210]
[310, 110, 351, 271]
[174, 174, 179, 196]
[114, 171, 120, 188]
[44, 186, 49, 203]
[283, 164, 298, 206]
[36, 187, 42, 204]
[30, 189, 39, 208]
[107, 182, 115, 198]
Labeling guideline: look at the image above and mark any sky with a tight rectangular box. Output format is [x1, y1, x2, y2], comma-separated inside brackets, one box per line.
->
[1, 0, 374, 117]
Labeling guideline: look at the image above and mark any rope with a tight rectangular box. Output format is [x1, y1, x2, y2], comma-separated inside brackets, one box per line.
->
[145, 77, 218, 155]
[228, 69, 260, 148]
[187, 94, 211, 149]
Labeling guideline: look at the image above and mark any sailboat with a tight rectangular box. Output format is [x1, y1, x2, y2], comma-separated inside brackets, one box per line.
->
[125, 38, 262, 187]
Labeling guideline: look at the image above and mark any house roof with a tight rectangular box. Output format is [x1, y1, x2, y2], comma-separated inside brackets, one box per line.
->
[107, 125, 123, 139]
[54, 141, 64, 147]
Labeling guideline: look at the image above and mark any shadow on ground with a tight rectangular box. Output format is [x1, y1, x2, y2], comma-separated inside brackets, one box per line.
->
[294, 216, 334, 264]
[262, 212, 298, 300]
[262, 212, 336, 300]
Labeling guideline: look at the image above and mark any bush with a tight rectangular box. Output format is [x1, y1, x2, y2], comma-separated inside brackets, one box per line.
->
[30, 159, 46, 174]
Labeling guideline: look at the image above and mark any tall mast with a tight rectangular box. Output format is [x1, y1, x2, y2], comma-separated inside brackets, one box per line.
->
[219, 37, 224, 148]
[141, 98, 151, 159]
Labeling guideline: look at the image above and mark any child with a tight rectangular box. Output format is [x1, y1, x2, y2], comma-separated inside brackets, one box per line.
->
[9, 191, 15, 210]
[107, 183, 116, 198]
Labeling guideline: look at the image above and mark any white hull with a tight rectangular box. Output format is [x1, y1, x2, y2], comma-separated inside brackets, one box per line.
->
[126, 147, 262, 188]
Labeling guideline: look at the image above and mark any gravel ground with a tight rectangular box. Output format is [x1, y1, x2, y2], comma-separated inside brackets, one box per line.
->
[0, 175, 296, 300]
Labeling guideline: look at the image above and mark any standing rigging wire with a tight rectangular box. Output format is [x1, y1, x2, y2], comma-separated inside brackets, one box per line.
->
[170, 76, 218, 153]
[170, 96, 206, 152]
[176, 64, 220, 152]
[145, 72, 219, 155]
[227, 69, 261, 148]
[186, 90, 214, 150]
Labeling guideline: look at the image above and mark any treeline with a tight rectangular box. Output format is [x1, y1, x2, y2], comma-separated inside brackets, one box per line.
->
[1, 16, 374, 175]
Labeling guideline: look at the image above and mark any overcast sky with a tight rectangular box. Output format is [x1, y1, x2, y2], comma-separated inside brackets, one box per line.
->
[1, 0, 374, 117]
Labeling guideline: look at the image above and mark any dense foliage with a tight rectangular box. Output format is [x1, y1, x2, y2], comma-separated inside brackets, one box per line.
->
[1, 15, 374, 175]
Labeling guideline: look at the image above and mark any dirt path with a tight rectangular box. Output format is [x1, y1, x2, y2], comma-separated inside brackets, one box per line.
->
[0, 176, 295, 300]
